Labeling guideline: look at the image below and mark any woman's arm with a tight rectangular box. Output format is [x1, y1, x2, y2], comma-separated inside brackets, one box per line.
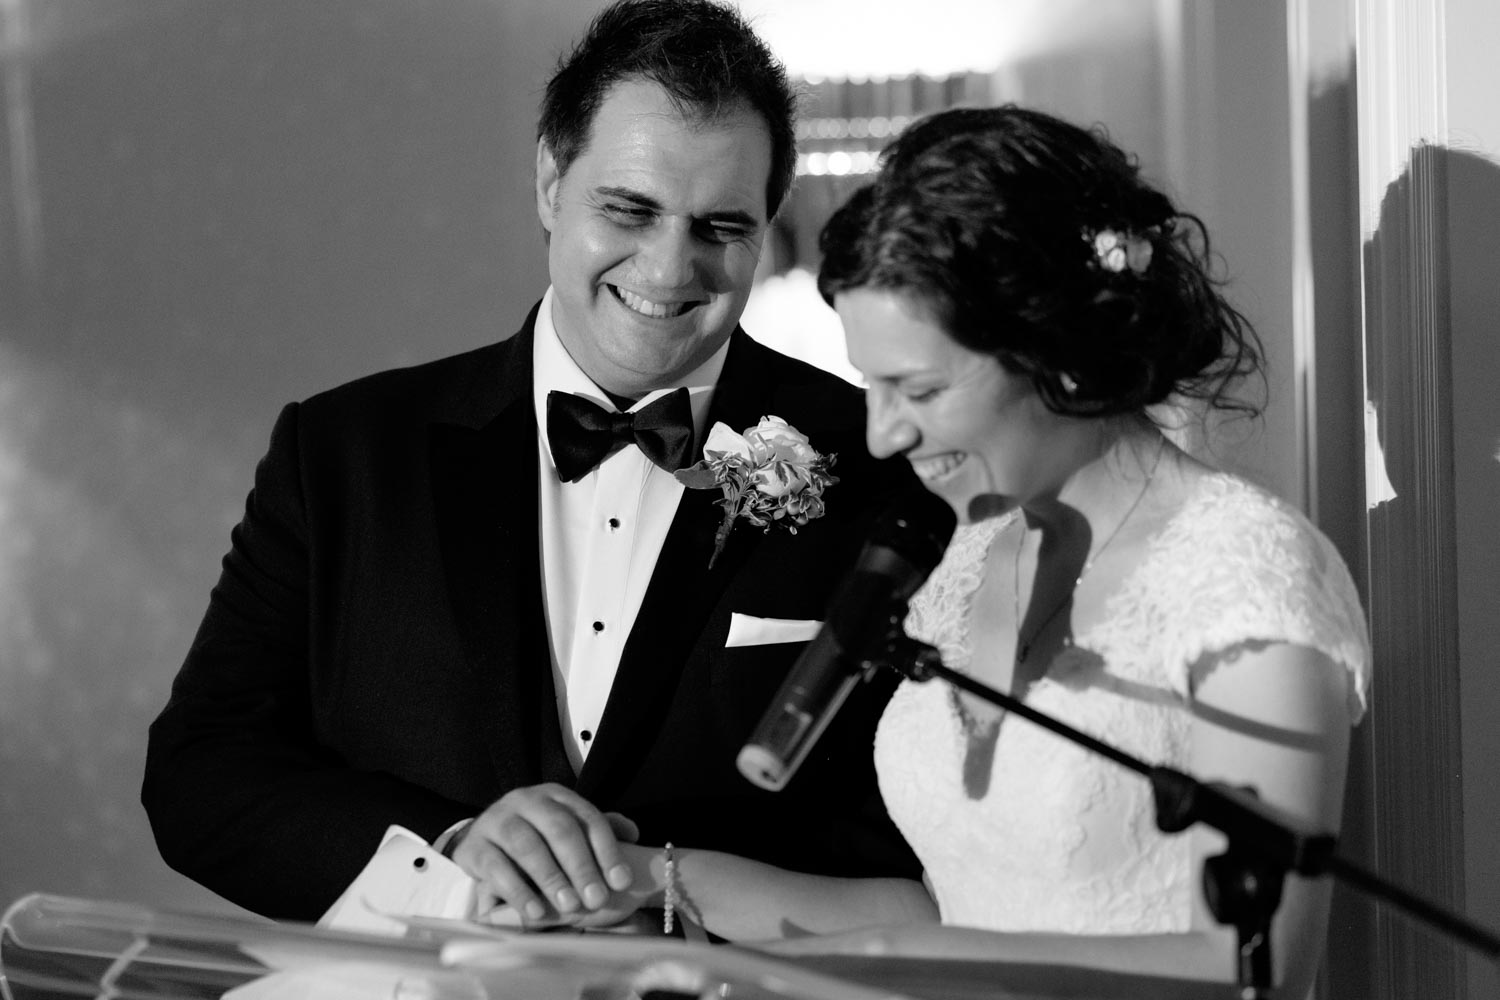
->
[1183, 640, 1353, 998]
[501, 840, 935, 938]
[605, 844, 938, 941]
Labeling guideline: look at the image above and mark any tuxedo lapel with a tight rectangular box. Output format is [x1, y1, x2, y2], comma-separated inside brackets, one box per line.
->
[429, 317, 573, 791]
[577, 331, 779, 796]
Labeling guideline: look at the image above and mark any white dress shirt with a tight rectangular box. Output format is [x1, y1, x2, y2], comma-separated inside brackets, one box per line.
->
[532, 287, 727, 773]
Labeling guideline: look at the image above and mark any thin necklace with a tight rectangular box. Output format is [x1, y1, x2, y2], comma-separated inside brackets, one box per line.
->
[1012, 438, 1165, 664]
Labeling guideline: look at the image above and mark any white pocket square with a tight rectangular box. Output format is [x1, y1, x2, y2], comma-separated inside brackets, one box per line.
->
[726, 613, 823, 647]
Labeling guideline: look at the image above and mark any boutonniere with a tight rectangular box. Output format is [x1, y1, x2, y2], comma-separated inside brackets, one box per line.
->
[674, 415, 838, 569]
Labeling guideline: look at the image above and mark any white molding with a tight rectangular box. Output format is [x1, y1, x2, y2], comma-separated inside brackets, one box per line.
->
[1286, 0, 1317, 517]
[1356, 0, 1448, 238]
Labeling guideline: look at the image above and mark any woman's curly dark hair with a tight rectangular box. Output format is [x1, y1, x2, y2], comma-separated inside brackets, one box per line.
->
[818, 105, 1263, 418]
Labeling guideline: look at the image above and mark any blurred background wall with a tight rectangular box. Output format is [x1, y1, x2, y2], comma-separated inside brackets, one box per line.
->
[1, 1, 1496, 997]
[0, 0, 592, 918]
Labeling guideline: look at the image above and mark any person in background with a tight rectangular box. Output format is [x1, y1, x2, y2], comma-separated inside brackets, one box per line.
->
[141, 0, 922, 928]
[552, 104, 1369, 999]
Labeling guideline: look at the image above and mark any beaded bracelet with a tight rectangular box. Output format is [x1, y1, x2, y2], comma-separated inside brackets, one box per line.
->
[662, 842, 679, 936]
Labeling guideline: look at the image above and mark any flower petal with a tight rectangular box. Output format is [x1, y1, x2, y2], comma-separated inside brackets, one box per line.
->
[704, 422, 752, 460]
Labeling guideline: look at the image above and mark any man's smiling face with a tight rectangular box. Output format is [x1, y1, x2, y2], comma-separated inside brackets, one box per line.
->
[535, 78, 773, 400]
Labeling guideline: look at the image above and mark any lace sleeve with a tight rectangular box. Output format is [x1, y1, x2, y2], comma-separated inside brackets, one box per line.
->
[1143, 478, 1371, 722]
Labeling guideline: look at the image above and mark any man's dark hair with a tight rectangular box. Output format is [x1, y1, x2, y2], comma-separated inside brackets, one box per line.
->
[539, 0, 797, 218]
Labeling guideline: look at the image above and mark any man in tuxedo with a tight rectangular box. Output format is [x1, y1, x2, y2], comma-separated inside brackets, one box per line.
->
[142, 0, 919, 925]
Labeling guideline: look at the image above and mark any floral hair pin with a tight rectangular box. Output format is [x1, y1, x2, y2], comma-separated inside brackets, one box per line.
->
[674, 415, 838, 569]
[1085, 227, 1154, 275]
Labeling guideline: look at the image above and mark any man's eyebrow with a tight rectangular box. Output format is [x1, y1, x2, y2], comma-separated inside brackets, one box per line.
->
[594, 186, 760, 228]
[595, 186, 662, 210]
[701, 208, 761, 229]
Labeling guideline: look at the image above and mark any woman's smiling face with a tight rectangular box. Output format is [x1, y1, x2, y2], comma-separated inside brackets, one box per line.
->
[837, 287, 1074, 522]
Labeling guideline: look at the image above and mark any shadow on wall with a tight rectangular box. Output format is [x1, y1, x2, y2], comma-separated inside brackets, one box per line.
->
[1358, 144, 1500, 998]
[1443, 144, 1500, 1000]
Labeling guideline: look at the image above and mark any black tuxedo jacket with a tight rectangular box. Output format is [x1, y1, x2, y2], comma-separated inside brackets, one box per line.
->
[143, 305, 922, 920]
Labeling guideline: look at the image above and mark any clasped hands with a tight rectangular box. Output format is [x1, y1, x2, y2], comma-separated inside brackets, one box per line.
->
[449, 783, 662, 931]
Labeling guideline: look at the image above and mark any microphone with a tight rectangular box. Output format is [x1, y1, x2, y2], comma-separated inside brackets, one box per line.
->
[737, 487, 958, 791]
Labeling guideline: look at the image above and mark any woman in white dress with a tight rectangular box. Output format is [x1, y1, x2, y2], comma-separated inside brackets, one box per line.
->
[542, 105, 1370, 999]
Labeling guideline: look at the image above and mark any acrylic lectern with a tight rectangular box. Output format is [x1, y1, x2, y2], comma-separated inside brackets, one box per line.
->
[1, 893, 1233, 1000]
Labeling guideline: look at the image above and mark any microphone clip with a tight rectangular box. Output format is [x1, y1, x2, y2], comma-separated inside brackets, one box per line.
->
[867, 628, 943, 682]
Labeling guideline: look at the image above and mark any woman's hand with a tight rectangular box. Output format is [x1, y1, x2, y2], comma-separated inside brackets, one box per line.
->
[472, 841, 664, 932]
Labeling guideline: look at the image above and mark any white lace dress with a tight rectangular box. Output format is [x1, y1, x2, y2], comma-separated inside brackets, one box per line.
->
[873, 474, 1371, 933]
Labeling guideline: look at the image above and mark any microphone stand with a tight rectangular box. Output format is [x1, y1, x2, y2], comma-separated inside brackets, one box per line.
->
[871, 632, 1500, 998]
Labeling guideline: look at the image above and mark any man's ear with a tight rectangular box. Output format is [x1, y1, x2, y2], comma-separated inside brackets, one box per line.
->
[535, 139, 561, 234]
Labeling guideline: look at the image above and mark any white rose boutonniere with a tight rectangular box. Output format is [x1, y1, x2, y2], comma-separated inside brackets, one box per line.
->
[674, 415, 838, 569]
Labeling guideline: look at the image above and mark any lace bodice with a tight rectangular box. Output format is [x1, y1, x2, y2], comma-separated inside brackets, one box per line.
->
[873, 474, 1370, 933]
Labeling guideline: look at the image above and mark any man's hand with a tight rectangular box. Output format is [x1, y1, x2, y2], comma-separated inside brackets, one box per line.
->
[450, 783, 639, 923]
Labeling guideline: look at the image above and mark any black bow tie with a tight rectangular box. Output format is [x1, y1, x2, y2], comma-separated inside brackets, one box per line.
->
[546, 387, 695, 484]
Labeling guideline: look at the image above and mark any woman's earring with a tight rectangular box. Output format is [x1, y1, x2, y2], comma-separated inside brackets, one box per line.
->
[1059, 372, 1079, 395]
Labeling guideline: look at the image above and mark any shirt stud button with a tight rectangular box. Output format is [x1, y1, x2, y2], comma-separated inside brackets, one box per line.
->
[592, 621, 605, 633]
